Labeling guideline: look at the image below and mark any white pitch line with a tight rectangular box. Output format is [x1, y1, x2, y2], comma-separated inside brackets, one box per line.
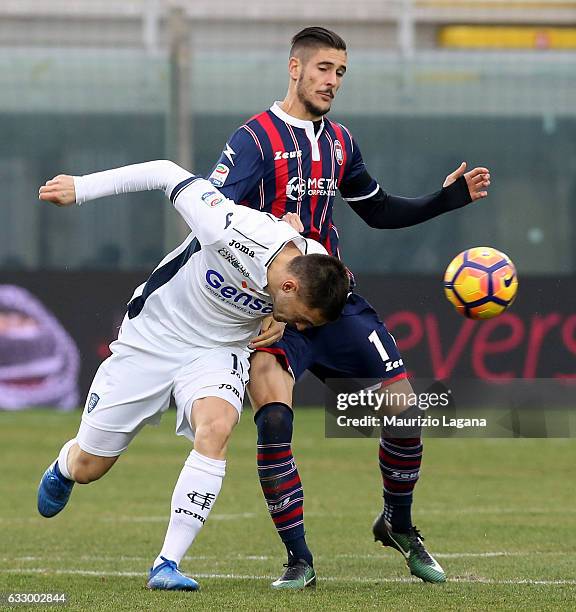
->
[1, 568, 575, 586]
[2, 507, 576, 524]
[3, 551, 573, 564]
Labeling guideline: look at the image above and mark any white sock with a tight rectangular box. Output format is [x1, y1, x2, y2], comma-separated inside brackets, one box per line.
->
[57, 439, 77, 481]
[154, 450, 226, 569]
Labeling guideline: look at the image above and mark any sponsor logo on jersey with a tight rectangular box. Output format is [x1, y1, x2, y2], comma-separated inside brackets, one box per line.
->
[274, 149, 303, 161]
[228, 239, 255, 258]
[87, 392, 100, 413]
[201, 191, 224, 207]
[205, 269, 273, 314]
[217, 247, 250, 278]
[209, 163, 230, 187]
[285, 176, 338, 201]
[334, 139, 344, 166]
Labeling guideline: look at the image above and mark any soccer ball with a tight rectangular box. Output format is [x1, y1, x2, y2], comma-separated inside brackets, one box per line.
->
[443, 247, 518, 319]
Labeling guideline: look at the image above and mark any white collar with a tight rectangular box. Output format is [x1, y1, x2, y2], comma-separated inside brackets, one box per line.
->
[270, 102, 325, 133]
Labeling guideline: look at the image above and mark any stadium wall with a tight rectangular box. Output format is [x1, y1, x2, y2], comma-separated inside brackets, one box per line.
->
[0, 273, 573, 408]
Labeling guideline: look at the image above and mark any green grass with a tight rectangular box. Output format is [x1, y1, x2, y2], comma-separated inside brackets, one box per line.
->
[1, 408, 575, 611]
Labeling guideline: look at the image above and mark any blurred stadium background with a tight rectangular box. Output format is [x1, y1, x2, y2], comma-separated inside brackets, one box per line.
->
[1, 3, 576, 607]
[0, 0, 575, 404]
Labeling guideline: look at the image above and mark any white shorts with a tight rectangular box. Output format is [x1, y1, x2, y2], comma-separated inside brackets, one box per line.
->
[76, 320, 250, 457]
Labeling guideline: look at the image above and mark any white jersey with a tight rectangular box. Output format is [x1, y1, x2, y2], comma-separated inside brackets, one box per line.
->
[74, 161, 328, 350]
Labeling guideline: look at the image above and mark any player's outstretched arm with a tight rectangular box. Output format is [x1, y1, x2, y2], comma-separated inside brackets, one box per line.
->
[343, 162, 491, 230]
[39, 160, 192, 206]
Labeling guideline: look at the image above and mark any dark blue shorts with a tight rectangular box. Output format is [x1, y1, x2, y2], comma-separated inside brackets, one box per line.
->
[260, 293, 407, 386]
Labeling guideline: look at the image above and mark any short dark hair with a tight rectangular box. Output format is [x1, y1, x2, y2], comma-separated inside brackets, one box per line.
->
[289, 253, 349, 322]
[290, 27, 347, 58]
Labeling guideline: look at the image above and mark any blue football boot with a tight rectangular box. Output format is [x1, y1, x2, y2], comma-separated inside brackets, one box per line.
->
[147, 557, 200, 591]
[37, 461, 74, 518]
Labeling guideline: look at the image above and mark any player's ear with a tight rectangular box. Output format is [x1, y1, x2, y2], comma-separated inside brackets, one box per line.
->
[288, 56, 301, 82]
[281, 278, 298, 294]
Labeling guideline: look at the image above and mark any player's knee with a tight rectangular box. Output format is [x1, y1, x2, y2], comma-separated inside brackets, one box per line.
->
[254, 402, 293, 443]
[195, 417, 235, 452]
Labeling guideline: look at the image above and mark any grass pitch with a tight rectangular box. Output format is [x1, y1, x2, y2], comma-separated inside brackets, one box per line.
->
[1, 408, 575, 611]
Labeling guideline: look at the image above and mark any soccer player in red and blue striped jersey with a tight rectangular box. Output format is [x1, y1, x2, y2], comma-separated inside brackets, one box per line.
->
[209, 26, 491, 588]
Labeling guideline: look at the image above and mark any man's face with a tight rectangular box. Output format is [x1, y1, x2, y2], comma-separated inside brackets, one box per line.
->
[272, 291, 326, 331]
[294, 47, 347, 118]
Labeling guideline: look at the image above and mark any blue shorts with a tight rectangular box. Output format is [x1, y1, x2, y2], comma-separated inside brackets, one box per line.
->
[260, 293, 407, 387]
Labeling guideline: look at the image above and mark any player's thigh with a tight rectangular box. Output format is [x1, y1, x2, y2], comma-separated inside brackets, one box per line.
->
[311, 294, 406, 383]
[378, 376, 415, 416]
[247, 350, 295, 411]
[76, 346, 175, 458]
[173, 346, 250, 445]
[247, 325, 314, 411]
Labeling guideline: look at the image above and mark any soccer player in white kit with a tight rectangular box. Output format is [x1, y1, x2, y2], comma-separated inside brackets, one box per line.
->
[36, 160, 349, 591]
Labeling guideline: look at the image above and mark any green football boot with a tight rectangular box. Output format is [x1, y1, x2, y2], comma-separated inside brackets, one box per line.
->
[372, 513, 446, 583]
[271, 559, 316, 590]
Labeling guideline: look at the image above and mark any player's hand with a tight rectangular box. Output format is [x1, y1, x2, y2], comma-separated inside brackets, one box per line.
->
[249, 316, 286, 349]
[281, 212, 304, 233]
[38, 175, 77, 206]
[443, 162, 490, 201]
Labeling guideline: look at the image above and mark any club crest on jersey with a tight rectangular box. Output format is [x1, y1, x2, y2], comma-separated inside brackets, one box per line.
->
[87, 393, 100, 413]
[334, 140, 344, 166]
[209, 163, 230, 187]
[274, 149, 302, 161]
[201, 191, 224, 207]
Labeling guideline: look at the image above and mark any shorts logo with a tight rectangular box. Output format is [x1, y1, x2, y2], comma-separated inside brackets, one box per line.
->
[87, 393, 100, 413]
[209, 163, 230, 187]
[201, 191, 224, 207]
[334, 140, 344, 166]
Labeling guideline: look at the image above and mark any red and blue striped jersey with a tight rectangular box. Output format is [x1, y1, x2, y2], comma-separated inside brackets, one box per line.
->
[208, 102, 378, 259]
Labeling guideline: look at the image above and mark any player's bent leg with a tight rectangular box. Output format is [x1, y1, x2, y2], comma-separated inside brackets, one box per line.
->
[67, 445, 118, 484]
[373, 378, 446, 583]
[148, 397, 238, 592]
[249, 352, 315, 590]
[37, 425, 130, 518]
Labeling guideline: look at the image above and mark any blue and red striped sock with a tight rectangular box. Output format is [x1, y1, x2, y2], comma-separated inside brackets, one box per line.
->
[378, 437, 423, 533]
[255, 402, 313, 567]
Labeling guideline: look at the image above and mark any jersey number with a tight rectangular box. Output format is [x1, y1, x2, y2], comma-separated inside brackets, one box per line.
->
[231, 353, 244, 374]
[368, 330, 390, 362]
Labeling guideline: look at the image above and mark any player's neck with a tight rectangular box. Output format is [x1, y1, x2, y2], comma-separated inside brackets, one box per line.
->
[279, 96, 322, 122]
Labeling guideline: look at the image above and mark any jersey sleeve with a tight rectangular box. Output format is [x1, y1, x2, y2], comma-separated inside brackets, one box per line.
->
[338, 136, 379, 202]
[168, 177, 237, 245]
[207, 125, 264, 203]
[73, 160, 237, 246]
